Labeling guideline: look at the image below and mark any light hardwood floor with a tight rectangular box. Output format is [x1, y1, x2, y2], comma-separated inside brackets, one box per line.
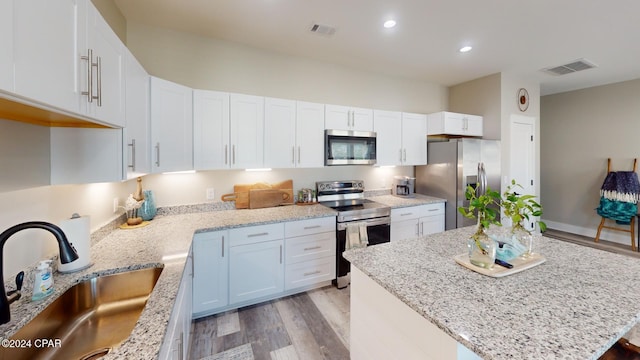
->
[190, 285, 351, 360]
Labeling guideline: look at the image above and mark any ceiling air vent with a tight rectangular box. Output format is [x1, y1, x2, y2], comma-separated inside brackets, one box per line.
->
[309, 23, 336, 36]
[542, 59, 597, 76]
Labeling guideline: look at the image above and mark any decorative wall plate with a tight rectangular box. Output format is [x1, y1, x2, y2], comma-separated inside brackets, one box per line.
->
[518, 88, 529, 112]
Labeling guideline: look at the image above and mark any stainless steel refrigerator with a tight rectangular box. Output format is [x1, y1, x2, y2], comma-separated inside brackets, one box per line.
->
[415, 139, 501, 230]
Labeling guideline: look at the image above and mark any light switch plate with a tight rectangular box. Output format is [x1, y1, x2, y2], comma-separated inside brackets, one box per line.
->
[206, 188, 215, 200]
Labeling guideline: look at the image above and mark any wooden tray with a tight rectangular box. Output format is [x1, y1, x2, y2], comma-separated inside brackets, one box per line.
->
[454, 253, 546, 277]
[119, 221, 151, 229]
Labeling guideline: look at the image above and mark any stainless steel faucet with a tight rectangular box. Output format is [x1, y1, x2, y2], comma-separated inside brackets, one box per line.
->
[0, 221, 79, 324]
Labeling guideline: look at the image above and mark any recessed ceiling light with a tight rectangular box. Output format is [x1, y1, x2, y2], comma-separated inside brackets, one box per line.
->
[459, 46, 473, 53]
[383, 20, 396, 28]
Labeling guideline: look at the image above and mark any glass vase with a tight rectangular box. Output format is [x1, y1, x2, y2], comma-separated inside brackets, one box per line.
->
[468, 222, 497, 269]
[139, 190, 157, 221]
[512, 224, 534, 258]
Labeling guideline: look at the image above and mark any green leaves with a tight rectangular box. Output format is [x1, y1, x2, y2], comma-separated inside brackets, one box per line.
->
[502, 180, 546, 233]
[457, 184, 502, 229]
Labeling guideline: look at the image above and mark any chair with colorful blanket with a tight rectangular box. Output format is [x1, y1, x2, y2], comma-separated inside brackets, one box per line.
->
[595, 158, 639, 250]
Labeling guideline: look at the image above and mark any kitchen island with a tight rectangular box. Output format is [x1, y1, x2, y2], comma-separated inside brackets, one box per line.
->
[343, 226, 640, 360]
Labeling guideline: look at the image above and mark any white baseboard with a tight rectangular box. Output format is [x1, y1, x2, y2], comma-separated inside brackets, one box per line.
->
[544, 219, 637, 247]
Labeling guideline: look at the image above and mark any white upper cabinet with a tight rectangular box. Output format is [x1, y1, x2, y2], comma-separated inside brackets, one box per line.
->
[193, 90, 230, 170]
[295, 101, 325, 168]
[374, 111, 427, 166]
[401, 112, 427, 165]
[264, 97, 296, 168]
[150, 77, 193, 173]
[230, 94, 264, 169]
[374, 110, 403, 166]
[123, 49, 150, 179]
[13, 0, 79, 112]
[427, 111, 483, 137]
[325, 104, 373, 132]
[77, 1, 125, 127]
[0, 0, 13, 92]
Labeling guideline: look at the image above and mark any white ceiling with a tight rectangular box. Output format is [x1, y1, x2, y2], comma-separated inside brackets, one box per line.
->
[113, 0, 640, 95]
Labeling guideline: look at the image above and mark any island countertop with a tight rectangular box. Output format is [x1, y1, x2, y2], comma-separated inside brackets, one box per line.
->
[343, 226, 640, 360]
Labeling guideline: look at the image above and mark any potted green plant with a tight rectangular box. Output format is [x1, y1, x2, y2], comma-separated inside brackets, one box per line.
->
[501, 179, 546, 257]
[458, 184, 502, 268]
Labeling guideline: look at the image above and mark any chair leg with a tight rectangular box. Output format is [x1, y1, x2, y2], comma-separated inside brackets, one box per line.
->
[631, 216, 637, 251]
[595, 217, 606, 243]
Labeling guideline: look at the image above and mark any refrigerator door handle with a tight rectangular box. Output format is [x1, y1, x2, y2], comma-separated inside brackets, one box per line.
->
[481, 162, 488, 195]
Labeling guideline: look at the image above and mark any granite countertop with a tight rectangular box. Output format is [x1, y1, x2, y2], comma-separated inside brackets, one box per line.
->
[0, 204, 337, 359]
[343, 227, 640, 360]
[368, 193, 446, 208]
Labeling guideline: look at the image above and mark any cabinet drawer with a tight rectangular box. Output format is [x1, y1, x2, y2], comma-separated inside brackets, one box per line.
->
[285, 216, 336, 238]
[285, 257, 336, 291]
[286, 232, 336, 264]
[391, 203, 444, 222]
[421, 203, 445, 217]
[229, 223, 284, 247]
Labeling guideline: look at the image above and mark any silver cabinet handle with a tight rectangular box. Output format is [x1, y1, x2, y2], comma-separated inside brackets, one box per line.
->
[400, 213, 413, 217]
[232, 145, 236, 164]
[80, 49, 94, 103]
[247, 232, 269, 238]
[415, 223, 420, 236]
[428, 208, 439, 212]
[304, 270, 322, 277]
[303, 225, 321, 230]
[155, 143, 160, 167]
[303, 246, 321, 251]
[298, 146, 301, 164]
[127, 139, 136, 170]
[224, 145, 228, 165]
[399, 149, 403, 162]
[403, 148, 407, 162]
[96, 56, 102, 107]
[420, 222, 424, 235]
[221, 236, 225, 257]
[292, 146, 295, 164]
[279, 244, 283, 264]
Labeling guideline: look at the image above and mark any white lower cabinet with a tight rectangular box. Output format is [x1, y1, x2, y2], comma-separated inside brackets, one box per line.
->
[159, 254, 193, 360]
[192, 231, 228, 317]
[390, 203, 445, 241]
[229, 223, 285, 305]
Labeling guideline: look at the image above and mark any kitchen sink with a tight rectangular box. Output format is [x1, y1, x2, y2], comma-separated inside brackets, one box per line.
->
[3, 266, 163, 360]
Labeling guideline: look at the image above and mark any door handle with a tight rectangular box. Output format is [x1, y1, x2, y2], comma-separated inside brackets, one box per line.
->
[155, 143, 160, 167]
[127, 139, 136, 170]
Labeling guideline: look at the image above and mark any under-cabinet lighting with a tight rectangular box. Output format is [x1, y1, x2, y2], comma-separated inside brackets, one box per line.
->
[161, 252, 188, 261]
[162, 170, 196, 175]
[375, 165, 396, 168]
[245, 168, 272, 172]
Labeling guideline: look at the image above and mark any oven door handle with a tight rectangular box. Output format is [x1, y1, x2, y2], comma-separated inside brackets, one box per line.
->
[337, 217, 391, 231]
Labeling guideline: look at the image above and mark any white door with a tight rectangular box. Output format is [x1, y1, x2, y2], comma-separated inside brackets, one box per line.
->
[83, 2, 125, 127]
[0, 0, 12, 91]
[374, 110, 402, 166]
[510, 114, 536, 230]
[230, 94, 264, 169]
[14, 0, 78, 111]
[229, 240, 284, 305]
[124, 50, 150, 178]
[193, 90, 230, 170]
[264, 97, 296, 168]
[401, 113, 427, 165]
[193, 231, 228, 315]
[150, 77, 193, 173]
[295, 101, 325, 168]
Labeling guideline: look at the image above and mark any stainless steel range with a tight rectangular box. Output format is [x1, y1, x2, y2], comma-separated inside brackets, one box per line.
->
[316, 180, 391, 288]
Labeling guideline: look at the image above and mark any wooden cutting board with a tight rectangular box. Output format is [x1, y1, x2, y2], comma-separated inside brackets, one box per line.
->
[221, 180, 293, 209]
[249, 189, 291, 209]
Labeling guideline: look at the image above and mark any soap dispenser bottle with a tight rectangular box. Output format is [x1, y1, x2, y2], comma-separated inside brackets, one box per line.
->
[32, 260, 54, 301]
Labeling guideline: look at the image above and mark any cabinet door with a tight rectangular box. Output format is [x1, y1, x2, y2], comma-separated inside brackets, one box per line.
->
[124, 50, 150, 178]
[464, 114, 483, 136]
[82, 2, 125, 127]
[50, 127, 123, 184]
[0, 0, 12, 91]
[442, 112, 466, 135]
[420, 215, 445, 236]
[374, 110, 402, 166]
[401, 113, 427, 165]
[193, 231, 228, 316]
[351, 107, 374, 131]
[264, 97, 296, 168]
[230, 94, 264, 169]
[150, 77, 193, 173]
[390, 218, 419, 242]
[193, 90, 230, 170]
[182, 252, 193, 360]
[229, 240, 284, 305]
[295, 101, 325, 168]
[324, 104, 350, 130]
[13, 0, 78, 112]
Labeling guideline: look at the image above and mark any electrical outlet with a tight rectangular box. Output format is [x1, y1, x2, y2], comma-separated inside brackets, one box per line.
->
[206, 188, 215, 200]
[113, 198, 119, 213]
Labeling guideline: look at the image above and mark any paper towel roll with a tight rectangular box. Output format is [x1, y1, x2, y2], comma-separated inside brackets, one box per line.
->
[58, 214, 92, 273]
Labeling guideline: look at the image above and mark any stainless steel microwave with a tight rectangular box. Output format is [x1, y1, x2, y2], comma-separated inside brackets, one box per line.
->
[325, 129, 377, 165]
